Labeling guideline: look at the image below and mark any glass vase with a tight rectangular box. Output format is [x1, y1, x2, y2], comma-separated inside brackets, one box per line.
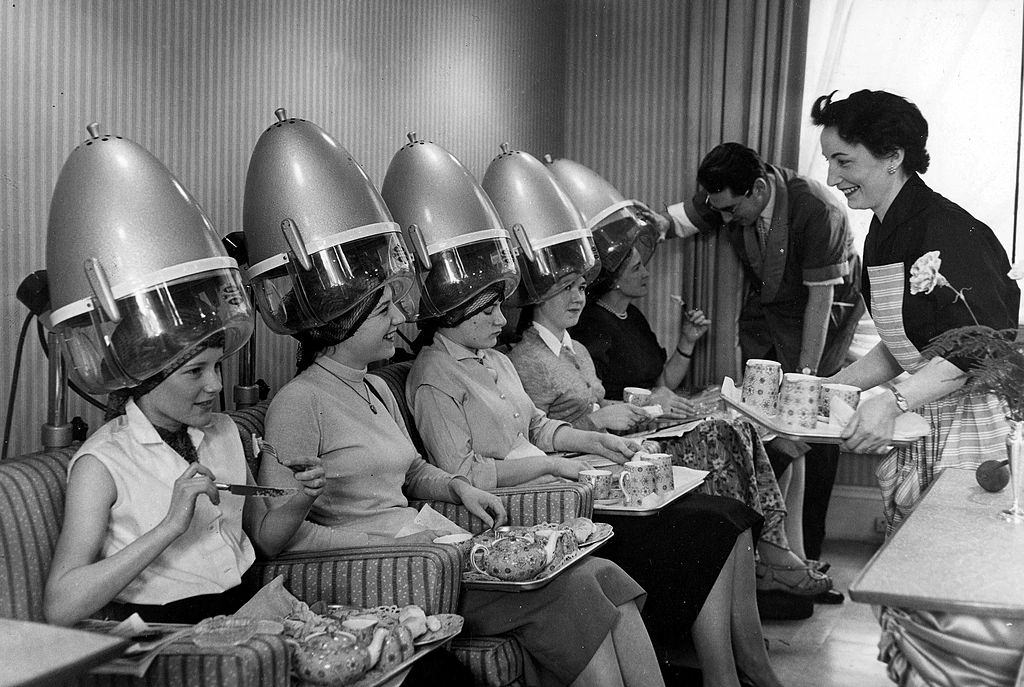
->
[1000, 420, 1024, 521]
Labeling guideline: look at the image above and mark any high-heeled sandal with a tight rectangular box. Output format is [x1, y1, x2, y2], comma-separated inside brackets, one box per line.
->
[755, 560, 832, 596]
[804, 558, 831, 574]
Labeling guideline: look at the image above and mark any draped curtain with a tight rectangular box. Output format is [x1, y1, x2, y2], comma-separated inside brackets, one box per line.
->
[563, 0, 810, 386]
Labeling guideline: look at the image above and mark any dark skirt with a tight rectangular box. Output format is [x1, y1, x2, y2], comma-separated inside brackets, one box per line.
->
[595, 492, 762, 646]
[458, 556, 646, 686]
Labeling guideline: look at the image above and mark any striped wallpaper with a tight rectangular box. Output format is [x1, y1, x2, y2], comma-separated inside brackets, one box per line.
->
[0, 0, 567, 457]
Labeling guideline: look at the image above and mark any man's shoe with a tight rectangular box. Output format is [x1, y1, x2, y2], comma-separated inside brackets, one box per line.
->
[756, 589, 814, 620]
[813, 589, 845, 604]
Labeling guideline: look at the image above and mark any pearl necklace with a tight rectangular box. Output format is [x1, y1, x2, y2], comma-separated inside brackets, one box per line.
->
[316, 363, 377, 414]
[596, 299, 628, 320]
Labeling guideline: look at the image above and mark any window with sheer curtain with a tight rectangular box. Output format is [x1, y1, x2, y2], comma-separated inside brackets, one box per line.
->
[798, 0, 1023, 264]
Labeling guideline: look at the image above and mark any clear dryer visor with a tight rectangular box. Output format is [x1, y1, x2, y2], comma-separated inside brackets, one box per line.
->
[590, 204, 659, 276]
[249, 230, 416, 335]
[513, 232, 600, 306]
[417, 234, 520, 320]
[55, 266, 254, 394]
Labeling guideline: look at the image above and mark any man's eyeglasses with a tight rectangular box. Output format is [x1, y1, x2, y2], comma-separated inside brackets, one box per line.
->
[705, 188, 752, 216]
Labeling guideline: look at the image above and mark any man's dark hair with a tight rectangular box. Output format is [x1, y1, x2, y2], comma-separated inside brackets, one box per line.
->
[696, 143, 767, 196]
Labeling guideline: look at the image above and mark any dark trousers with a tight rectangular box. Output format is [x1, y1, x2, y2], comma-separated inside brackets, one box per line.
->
[748, 342, 842, 562]
[802, 442, 839, 560]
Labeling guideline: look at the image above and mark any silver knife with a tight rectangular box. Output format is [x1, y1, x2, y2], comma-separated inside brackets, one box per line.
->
[214, 482, 298, 497]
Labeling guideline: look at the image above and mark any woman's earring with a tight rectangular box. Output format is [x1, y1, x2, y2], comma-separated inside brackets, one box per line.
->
[887, 165, 897, 175]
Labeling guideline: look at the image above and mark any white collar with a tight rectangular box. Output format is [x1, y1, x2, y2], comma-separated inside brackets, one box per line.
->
[124, 397, 206, 447]
[532, 322, 575, 357]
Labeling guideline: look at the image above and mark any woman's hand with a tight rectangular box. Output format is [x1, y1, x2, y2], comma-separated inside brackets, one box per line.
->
[649, 387, 697, 419]
[584, 433, 640, 464]
[589, 402, 648, 431]
[290, 459, 327, 499]
[841, 391, 900, 453]
[679, 308, 711, 344]
[548, 456, 585, 480]
[450, 479, 507, 530]
[161, 463, 219, 536]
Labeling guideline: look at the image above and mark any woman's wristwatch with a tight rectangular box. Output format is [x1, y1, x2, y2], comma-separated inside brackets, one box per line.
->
[889, 386, 911, 412]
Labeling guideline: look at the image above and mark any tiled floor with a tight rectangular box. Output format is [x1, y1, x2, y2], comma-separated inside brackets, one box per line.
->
[762, 540, 892, 687]
[662, 539, 892, 687]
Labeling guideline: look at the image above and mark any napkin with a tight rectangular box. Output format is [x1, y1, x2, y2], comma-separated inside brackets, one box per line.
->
[395, 503, 471, 538]
[641, 404, 664, 418]
[829, 398, 856, 427]
[233, 575, 301, 620]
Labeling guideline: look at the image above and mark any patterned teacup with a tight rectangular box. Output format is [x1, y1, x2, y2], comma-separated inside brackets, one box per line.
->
[778, 373, 823, 430]
[579, 469, 614, 500]
[340, 616, 379, 647]
[741, 359, 783, 416]
[820, 383, 861, 423]
[618, 460, 657, 507]
[634, 452, 675, 494]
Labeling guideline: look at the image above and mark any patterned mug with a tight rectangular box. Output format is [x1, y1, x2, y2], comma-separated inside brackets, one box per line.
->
[741, 359, 783, 416]
[618, 460, 657, 507]
[778, 373, 823, 430]
[635, 452, 675, 494]
[579, 469, 614, 500]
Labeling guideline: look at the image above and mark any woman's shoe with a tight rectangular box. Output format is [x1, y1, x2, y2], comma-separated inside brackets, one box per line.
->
[803, 558, 831, 574]
[755, 561, 832, 596]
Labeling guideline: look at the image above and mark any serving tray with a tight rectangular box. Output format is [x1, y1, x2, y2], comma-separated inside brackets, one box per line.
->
[593, 465, 708, 516]
[461, 529, 613, 592]
[720, 377, 929, 445]
[297, 611, 463, 687]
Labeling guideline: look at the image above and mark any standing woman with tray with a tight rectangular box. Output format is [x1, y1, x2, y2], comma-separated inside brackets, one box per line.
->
[812, 89, 1023, 685]
[399, 142, 783, 687]
[42, 126, 324, 627]
[247, 121, 664, 687]
[811, 90, 1019, 529]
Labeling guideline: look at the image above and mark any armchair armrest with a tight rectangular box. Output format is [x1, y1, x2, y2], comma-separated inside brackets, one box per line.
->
[413, 482, 594, 534]
[80, 634, 292, 687]
[246, 544, 461, 616]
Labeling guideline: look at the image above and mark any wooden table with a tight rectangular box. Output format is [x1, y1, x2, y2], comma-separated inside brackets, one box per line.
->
[0, 618, 128, 687]
[849, 467, 1024, 617]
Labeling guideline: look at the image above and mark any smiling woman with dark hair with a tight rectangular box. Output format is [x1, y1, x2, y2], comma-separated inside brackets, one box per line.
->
[811, 88, 1023, 686]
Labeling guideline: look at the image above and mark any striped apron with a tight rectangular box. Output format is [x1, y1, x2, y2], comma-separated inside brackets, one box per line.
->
[868, 263, 1008, 533]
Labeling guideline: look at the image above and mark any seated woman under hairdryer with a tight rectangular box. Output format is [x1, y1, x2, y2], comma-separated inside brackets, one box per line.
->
[40, 130, 327, 628]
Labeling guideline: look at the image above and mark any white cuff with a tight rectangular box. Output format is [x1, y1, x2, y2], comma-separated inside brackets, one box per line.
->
[666, 202, 700, 239]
